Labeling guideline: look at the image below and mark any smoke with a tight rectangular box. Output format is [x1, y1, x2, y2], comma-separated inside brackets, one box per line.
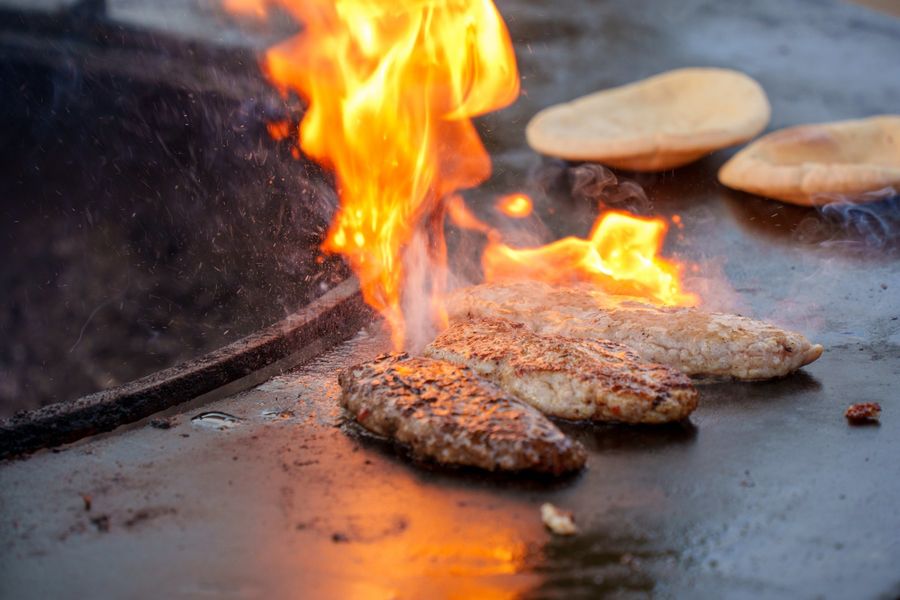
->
[567, 163, 652, 214]
[793, 187, 900, 251]
[526, 159, 653, 215]
[401, 233, 435, 353]
[402, 199, 453, 353]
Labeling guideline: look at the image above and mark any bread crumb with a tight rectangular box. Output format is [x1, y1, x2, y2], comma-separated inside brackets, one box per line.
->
[541, 503, 577, 535]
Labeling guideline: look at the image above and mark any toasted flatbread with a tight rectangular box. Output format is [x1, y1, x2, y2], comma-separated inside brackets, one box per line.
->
[526, 67, 770, 171]
[719, 115, 900, 205]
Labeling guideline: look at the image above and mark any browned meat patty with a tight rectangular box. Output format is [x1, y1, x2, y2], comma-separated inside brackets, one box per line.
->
[446, 282, 823, 380]
[425, 318, 697, 423]
[338, 352, 586, 474]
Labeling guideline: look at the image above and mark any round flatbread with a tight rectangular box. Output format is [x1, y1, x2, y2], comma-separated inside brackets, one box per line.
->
[718, 115, 900, 205]
[526, 67, 770, 171]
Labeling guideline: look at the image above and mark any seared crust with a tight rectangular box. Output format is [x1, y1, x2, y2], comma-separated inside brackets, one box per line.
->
[446, 282, 824, 380]
[338, 353, 586, 474]
[425, 318, 697, 423]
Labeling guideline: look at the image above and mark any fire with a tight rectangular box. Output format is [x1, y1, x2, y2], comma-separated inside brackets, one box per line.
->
[483, 210, 697, 306]
[265, 119, 292, 141]
[258, 0, 519, 348]
[230, 0, 695, 345]
[495, 193, 533, 218]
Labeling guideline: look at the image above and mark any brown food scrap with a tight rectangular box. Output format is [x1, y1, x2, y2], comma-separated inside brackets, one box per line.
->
[81, 493, 92, 512]
[150, 417, 175, 429]
[90, 515, 110, 533]
[845, 402, 881, 424]
[541, 503, 577, 536]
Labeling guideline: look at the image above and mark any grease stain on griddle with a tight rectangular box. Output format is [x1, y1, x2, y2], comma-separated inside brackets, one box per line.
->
[261, 408, 296, 420]
[190, 411, 243, 431]
[149, 417, 176, 430]
[123, 506, 178, 529]
[528, 529, 679, 599]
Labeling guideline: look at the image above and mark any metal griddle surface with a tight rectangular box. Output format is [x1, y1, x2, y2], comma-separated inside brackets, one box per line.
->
[2, 0, 900, 598]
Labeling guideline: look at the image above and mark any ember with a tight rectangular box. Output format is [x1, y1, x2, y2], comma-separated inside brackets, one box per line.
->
[496, 193, 534, 218]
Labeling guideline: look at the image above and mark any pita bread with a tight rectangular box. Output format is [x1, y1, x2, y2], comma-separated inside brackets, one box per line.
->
[526, 67, 770, 171]
[718, 116, 900, 205]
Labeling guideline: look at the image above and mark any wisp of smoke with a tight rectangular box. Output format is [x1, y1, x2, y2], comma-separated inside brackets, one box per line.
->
[795, 187, 900, 251]
[526, 159, 653, 215]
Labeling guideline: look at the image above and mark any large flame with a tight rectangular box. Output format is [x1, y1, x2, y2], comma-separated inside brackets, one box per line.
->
[229, 0, 696, 346]
[259, 0, 519, 347]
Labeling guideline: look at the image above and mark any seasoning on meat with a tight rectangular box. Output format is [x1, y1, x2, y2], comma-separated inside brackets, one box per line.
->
[446, 281, 823, 380]
[338, 352, 587, 474]
[425, 317, 697, 423]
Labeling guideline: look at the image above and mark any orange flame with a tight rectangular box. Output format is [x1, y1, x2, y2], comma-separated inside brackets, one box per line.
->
[260, 0, 519, 348]
[446, 194, 492, 235]
[482, 210, 697, 306]
[265, 119, 292, 141]
[495, 193, 533, 218]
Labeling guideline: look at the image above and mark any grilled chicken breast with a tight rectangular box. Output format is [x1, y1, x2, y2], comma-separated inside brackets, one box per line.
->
[425, 318, 697, 423]
[446, 282, 823, 380]
[338, 353, 586, 474]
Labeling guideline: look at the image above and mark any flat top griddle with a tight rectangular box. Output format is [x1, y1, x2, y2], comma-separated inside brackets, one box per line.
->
[2, 0, 900, 598]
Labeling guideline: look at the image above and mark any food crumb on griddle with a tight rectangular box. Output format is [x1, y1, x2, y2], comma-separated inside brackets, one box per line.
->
[845, 402, 881, 424]
[90, 515, 110, 533]
[150, 417, 175, 429]
[541, 503, 577, 536]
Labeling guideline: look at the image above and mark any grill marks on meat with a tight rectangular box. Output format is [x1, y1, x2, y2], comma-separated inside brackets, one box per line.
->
[425, 318, 697, 423]
[446, 282, 823, 380]
[338, 353, 587, 474]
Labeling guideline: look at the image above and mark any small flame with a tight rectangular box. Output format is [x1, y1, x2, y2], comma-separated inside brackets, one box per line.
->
[482, 209, 697, 306]
[259, 0, 519, 348]
[266, 119, 292, 141]
[496, 193, 533, 218]
[447, 194, 492, 235]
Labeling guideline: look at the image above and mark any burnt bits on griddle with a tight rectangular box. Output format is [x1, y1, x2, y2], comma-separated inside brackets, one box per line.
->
[845, 402, 881, 425]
